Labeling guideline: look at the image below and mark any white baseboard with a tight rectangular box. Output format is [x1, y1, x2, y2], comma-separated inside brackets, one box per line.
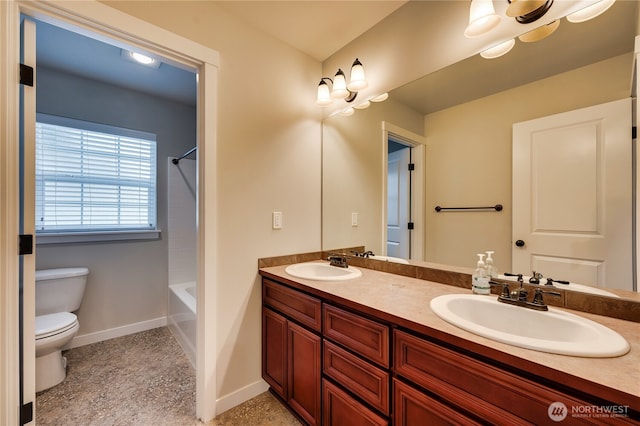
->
[67, 316, 168, 349]
[216, 379, 270, 415]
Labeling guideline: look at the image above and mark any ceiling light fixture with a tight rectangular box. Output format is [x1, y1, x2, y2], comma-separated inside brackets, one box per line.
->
[121, 49, 161, 68]
[566, 0, 616, 23]
[518, 19, 560, 42]
[316, 58, 368, 106]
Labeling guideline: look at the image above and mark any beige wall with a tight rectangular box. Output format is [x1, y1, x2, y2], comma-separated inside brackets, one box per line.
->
[102, 1, 322, 399]
[424, 53, 633, 273]
[323, 97, 423, 253]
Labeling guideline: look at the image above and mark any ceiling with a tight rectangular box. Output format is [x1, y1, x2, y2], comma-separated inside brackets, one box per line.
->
[34, 1, 635, 112]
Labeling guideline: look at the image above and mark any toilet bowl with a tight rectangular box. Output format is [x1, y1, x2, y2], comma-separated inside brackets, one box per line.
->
[35, 267, 88, 392]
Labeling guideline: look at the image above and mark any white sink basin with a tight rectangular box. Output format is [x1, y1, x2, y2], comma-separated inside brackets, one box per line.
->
[430, 294, 629, 358]
[368, 255, 410, 264]
[497, 275, 619, 298]
[285, 262, 362, 281]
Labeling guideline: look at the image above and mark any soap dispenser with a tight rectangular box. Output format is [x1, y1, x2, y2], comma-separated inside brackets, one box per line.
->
[472, 254, 491, 295]
[485, 251, 498, 279]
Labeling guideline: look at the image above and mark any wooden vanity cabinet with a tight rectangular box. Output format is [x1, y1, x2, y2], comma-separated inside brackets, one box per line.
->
[262, 279, 322, 425]
[262, 274, 639, 425]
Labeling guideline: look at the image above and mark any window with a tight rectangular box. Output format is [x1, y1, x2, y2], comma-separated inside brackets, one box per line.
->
[35, 114, 157, 242]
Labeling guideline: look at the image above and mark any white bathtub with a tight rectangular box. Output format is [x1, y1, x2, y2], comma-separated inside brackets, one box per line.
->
[168, 282, 196, 367]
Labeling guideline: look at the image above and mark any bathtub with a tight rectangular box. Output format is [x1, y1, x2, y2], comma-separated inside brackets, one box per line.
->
[168, 282, 196, 367]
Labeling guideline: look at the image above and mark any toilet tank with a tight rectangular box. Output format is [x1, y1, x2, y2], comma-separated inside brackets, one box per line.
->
[35, 267, 89, 316]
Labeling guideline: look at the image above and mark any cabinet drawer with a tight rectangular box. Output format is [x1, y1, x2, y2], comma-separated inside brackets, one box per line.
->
[393, 378, 480, 426]
[263, 279, 321, 332]
[323, 340, 390, 415]
[394, 329, 608, 425]
[323, 304, 389, 367]
[323, 379, 388, 426]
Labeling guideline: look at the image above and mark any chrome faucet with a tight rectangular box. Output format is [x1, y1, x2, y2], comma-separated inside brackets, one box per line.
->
[327, 254, 349, 268]
[489, 279, 560, 311]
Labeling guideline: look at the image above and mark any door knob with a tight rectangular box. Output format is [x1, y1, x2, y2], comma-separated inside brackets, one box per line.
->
[515, 239, 525, 247]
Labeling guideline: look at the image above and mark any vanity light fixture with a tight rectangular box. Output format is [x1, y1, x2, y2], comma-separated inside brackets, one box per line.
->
[566, 0, 616, 23]
[316, 58, 368, 106]
[475, 0, 616, 59]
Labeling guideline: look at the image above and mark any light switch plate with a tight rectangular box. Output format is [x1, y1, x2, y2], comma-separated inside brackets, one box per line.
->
[351, 212, 358, 227]
[273, 211, 283, 229]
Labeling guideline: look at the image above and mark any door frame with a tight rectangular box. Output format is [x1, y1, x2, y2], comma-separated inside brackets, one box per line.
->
[382, 121, 426, 261]
[1, 1, 220, 423]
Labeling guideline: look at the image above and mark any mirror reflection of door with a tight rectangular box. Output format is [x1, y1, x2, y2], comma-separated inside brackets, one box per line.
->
[512, 98, 633, 291]
[387, 140, 412, 258]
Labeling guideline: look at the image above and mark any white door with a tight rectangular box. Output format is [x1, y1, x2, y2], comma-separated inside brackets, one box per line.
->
[20, 17, 37, 424]
[512, 98, 632, 291]
[387, 147, 411, 258]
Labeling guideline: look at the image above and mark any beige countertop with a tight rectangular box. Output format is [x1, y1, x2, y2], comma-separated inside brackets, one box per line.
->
[260, 262, 640, 407]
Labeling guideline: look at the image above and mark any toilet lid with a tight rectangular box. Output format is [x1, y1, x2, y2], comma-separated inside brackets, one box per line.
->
[36, 312, 78, 339]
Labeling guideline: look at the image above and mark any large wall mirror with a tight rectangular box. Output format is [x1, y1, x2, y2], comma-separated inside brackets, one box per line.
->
[322, 0, 639, 300]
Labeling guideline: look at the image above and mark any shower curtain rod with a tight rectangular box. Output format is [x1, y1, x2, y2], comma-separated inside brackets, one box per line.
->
[172, 146, 197, 164]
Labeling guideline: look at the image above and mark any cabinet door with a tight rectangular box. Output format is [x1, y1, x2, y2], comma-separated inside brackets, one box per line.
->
[288, 321, 321, 425]
[262, 307, 287, 398]
[393, 379, 480, 426]
[323, 379, 388, 426]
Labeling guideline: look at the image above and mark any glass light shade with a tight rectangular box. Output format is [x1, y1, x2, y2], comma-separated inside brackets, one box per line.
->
[518, 20, 560, 42]
[370, 93, 389, 102]
[464, 0, 501, 38]
[339, 108, 354, 116]
[316, 80, 332, 106]
[506, 0, 547, 17]
[354, 101, 370, 110]
[567, 0, 615, 23]
[331, 69, 349, 99]
[480, 39, 515, 59]
[347, 59, 367, 91]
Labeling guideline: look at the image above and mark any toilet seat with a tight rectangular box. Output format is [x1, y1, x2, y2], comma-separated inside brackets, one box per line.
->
[36, 312, 78, 340]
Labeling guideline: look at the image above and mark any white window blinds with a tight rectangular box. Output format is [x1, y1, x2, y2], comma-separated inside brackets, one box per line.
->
[35, 114, 157, 233]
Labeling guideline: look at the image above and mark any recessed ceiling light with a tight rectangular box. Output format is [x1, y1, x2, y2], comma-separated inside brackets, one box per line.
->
[121, 49, 161, 68]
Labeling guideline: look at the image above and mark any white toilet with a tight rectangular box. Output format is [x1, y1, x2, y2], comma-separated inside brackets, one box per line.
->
[35, 267, 89, 392]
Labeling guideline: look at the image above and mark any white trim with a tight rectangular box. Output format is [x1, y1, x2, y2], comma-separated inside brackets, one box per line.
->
[3, 1, 220, 422]
[36, 230, 161, 245]
[381, 121, 427, 261]
[67, 316, 168, 349]
[215, 379, 270, 415]
[1, 1, 22, 424]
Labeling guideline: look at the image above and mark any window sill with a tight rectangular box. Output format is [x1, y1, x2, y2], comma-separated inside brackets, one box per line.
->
[36, 230, 161, 245]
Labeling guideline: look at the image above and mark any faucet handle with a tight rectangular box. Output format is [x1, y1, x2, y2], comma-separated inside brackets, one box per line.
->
[532, 288, 561, 306]
[489, 281, 510, 298]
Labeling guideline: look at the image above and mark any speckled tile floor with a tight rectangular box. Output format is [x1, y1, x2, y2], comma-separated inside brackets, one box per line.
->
[36, 327, 301, 425]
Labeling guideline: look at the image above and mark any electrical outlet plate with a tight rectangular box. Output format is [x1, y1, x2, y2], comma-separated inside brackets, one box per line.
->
[273, 211, 283, 229]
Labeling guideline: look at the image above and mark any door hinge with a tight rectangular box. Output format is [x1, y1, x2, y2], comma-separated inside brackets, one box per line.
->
[21, 401, 33, 425]
[408, 163, 415, 171]
[408, 222, 414, 230]
[19, 234, 33, 255]
[632, 126, 637, 139]
[20, 64, 34, 86]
